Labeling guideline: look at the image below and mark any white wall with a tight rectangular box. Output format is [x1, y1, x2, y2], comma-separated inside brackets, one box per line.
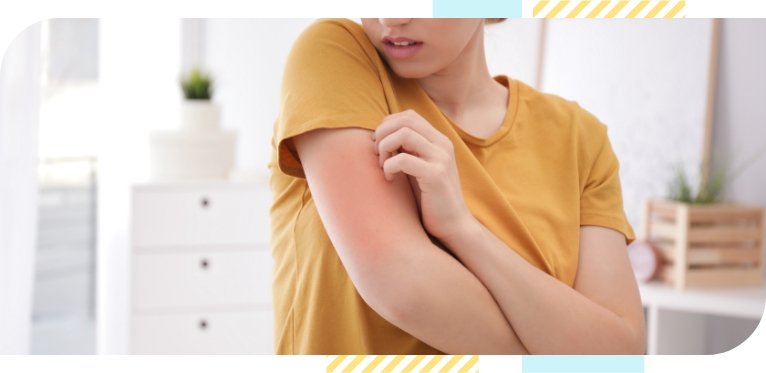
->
[704, 18, 766, 355]
[0, 22, 41, 355]
[712, 19, 766, 210]
[205, 19, 317, 173]
[485, 19, 543, 89]
[540, 19, 715, 229]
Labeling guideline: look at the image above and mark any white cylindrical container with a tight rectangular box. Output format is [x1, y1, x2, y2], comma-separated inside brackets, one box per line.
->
[148, 130, 236, 181]
[179, 100, 220, 131]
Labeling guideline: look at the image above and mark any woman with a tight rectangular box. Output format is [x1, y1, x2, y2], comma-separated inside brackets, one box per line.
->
[268, 18, 646, 355]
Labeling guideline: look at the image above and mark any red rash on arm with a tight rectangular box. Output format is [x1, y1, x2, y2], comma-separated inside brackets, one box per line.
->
[294, 128, 428, 264]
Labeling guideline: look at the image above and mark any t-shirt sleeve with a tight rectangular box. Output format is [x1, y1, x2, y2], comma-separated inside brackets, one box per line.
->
[578, 109, 636, 246]
[274, 19, 390, 179]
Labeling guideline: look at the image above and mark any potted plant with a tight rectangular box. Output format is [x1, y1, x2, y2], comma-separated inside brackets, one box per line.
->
[148, 67, 235, 181]
[639, 159, 764, 289]
[179, 67, 219, 131]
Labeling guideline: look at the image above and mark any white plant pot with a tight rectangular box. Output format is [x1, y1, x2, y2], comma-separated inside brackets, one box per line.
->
[148, 100, 236, 181]
[180, 100, 220, 131]
[149, 130, 236, 181]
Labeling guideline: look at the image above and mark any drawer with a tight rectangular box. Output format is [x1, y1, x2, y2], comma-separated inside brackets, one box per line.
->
[132, 250, 272, 310]
[132, 187, 272, 248]
[131, 309, 273, 354]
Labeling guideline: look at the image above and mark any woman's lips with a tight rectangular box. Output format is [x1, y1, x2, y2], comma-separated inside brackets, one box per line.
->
[381, 36, 423, 60]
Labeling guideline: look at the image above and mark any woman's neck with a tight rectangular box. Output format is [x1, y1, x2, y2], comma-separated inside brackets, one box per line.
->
[415, 24, 506, 124]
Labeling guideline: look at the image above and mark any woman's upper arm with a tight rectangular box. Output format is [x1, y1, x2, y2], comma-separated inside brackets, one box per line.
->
[574, 226, 646, 351]
[291, 126, 433, 316]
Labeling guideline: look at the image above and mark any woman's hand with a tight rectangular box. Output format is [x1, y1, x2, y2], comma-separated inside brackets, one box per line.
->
[373, 109, 473, 242]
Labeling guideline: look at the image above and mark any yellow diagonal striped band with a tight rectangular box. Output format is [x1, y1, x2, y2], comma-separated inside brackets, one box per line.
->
[326, 355, 479, 373]
[534, 0, 685, 18]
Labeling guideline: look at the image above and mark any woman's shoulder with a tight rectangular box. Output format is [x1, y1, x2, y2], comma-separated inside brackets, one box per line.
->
[299, 18, 364, 39]
[276, 19, 392, 179]
[284, 18, 386, 86]
[509, 79, 610, 168]
[290, 18, 377, 59]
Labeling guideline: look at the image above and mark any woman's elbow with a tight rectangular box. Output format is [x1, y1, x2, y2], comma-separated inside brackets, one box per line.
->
[359, 277, 420, 327]
[601, 319, 646, 355]
[607, 318, 646, 355]
[344, 251, 421, 327]
[627, 321, 647, 355]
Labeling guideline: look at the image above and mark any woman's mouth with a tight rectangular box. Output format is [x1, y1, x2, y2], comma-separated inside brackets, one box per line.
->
[382, 36, 423, 60]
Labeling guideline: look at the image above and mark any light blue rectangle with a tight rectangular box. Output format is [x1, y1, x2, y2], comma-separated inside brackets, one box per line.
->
[522, 355, 645, 373]
[433, 0, 522, 18]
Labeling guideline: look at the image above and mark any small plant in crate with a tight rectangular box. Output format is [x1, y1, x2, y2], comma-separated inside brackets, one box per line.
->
[640, 156, 764, 289]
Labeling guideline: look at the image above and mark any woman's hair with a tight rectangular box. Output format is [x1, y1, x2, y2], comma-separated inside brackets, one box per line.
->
[484, 18, 507, 24]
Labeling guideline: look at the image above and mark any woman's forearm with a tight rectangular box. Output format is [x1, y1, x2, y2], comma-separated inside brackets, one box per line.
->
[356, 236, 528, 354]
[367, 116, 645, 353]
[441, 218, 644, 354]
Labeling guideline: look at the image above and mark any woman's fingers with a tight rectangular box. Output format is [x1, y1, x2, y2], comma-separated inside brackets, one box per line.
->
[373, 109, 455, 182]
[377, 126, 441, 168]
[374, 110, 445, 152]
[383, 152, 431, 181]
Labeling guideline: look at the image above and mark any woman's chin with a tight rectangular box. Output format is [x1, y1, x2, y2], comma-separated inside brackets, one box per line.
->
[389, 64, 433, 80]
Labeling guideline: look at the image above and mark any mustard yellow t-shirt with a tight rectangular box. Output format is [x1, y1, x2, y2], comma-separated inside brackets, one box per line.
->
[268, 18, 636, 355]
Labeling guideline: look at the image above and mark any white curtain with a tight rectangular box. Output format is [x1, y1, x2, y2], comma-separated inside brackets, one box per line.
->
[0, 22, 41, 355]
[97, 18, 179, 354]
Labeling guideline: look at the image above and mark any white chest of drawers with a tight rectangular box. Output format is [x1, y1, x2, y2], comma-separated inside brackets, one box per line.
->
[129, 180, 274, 354]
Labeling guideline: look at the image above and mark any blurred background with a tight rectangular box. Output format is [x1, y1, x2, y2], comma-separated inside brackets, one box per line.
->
[0, 18, 764, 355]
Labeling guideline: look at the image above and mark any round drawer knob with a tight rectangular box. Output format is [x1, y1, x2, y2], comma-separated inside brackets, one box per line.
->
[200, 258, 209, 269]
[199, 319, 208, 330]
[200, 197, 209, 208]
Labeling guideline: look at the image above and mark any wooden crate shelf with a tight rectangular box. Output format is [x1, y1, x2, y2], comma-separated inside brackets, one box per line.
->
[640, 199, 765, 289]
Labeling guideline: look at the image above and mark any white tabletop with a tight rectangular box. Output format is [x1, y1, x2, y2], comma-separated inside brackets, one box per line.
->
[638, 280, 766, 319]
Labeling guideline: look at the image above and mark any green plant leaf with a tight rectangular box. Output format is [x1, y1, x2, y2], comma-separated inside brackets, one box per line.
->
[667, 161, 693, 203]
[667, 151, 740, 204]
[179, 66, 214, 100]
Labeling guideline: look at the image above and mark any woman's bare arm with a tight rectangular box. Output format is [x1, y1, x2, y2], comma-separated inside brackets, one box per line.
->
[442, 222, 646, 354]
[369, 110, 645, 354]
[292, 126, 527, 354]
